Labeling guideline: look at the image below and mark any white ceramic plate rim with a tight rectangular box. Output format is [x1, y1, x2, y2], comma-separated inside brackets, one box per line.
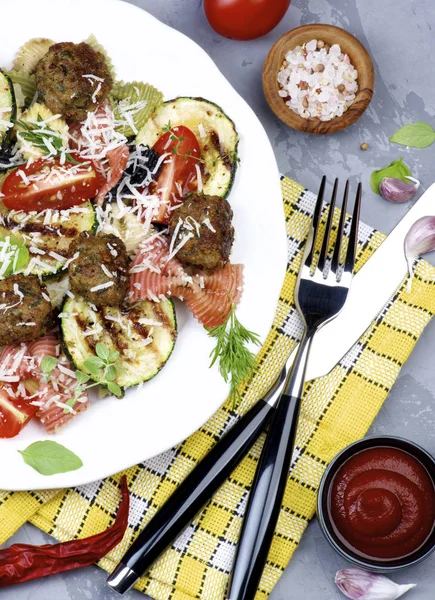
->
[0, 0, 287, 490]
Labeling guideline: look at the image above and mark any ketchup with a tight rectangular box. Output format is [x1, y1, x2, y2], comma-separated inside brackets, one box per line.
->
[328, 446, 435, 560]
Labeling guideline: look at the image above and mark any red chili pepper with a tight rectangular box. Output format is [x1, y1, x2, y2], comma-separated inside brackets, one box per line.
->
[0, 476, 129, 588]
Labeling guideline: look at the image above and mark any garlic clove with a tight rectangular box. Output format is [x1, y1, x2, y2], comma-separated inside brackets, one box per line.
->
[335, 569, 416, 600]
[379, 176, 420, 203]
[404, 216, 435, 292]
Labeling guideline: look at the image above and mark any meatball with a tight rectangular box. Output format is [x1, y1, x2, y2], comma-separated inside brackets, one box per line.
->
[0, 275, 52, 346]
[68, 233, 128, 307]
[35, 42, 112, 122]
[168, 194, 234, 271]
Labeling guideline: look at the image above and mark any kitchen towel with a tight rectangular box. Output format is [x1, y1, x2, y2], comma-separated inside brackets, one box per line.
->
[1, 177, 435, 600]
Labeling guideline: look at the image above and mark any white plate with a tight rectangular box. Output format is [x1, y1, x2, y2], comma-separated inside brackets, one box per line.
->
[0, 0, 287, 490]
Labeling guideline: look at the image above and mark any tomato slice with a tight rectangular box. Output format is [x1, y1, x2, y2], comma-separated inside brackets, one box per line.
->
[151, 126, 201, 225]
[0, 385, 37, 439]
[2, 158, 102, 212]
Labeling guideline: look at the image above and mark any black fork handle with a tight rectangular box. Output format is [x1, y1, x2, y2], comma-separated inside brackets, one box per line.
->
[228, 334, 312, 600]
[107, 371, 288, 594]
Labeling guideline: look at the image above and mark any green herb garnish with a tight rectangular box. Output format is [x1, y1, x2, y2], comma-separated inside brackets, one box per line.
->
[18, 440, 83, 476]
[14, 115, 78, 163]
[370, 157, 411, 194]
[161, 121, 204, 164]
[390, 122, 435, 148]
[207, 305, 260, 407]
[40, 355, 58, 383]
[41, 343, 124, 415]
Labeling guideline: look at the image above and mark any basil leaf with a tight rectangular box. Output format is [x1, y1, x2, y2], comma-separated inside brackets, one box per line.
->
[390, 122, 435, 148]
[370, 158, 411, 194]
[107, 382, 122, 397]
[18, 441, 83, 476]
[95, 343, 110, 361]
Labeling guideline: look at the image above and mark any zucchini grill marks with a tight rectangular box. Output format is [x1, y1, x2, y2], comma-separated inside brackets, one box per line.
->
[0, 202, 96, 277]
[61, 298, 177, 390]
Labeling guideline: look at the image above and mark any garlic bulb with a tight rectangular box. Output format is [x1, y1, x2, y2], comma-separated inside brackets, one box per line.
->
[379, 177, 420, 203]
[404, 216, 435, 292]
[335, 569, 416, 600]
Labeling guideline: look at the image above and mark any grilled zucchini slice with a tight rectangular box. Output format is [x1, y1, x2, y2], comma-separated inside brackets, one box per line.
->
[61, 297, 177, 390]
[0, 70, 16, 154]
[0, 201, 96, 277]
[136, 97, 239, 198]
[98, 203, 155, 256]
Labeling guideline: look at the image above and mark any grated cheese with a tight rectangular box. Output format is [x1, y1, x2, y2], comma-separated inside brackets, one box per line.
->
[169, 218, 183, 256]
[166, 232, 194, 262]
[90, 281, 114, 292]
[82, 74, 105, 83]
[17, 169, 30, 186]
[202, 217, 216, 233]
[101, 263, 114, 278]
[57, 363, 76, 378]
[138, 318, 162, 327]
[195, 163, 203, 192]
[198, 123, 207, 139]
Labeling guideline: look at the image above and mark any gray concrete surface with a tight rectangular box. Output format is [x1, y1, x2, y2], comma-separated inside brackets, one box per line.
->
[2, 0, 435, 598]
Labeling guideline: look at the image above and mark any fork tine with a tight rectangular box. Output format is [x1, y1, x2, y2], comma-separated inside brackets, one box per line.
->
[344, 182, 362, 274]
[318, 178, 338, 273]
[330, 180, 349, 274]
[305, 175, 326, 268]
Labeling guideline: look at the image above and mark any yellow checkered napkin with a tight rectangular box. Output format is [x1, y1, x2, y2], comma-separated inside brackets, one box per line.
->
[1, 178, 435, 600]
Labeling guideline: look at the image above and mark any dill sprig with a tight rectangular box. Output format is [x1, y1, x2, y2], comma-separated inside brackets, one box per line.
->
[207, 305, 261, 407]
[13, 115, 79, 163]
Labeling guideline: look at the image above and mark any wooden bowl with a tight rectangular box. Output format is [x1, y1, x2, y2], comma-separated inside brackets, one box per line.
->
[263, 24, 375, 135]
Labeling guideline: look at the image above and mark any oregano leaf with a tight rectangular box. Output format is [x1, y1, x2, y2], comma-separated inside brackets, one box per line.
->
[95, 343, 110, 361]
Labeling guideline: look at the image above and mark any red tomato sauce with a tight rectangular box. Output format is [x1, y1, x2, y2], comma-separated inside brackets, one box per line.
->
[328, 446, 435, 560]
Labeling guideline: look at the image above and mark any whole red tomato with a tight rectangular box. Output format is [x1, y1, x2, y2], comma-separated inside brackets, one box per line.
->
[204, 0, 291, 41]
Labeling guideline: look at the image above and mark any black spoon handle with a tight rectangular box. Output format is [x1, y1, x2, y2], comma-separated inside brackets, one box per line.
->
[107, 372, 287, 595]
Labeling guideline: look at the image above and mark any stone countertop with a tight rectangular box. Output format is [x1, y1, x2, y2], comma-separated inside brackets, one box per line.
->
[2, 0, 435, 598]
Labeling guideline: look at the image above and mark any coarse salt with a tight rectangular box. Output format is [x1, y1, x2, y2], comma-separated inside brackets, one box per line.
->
[277, 39, 358, 122]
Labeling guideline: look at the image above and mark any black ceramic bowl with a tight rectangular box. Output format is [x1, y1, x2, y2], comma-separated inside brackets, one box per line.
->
[317, 436, 435, 572]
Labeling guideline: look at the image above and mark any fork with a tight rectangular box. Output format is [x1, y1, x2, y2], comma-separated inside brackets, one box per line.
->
[106, 177, 361, 596]
[227, 176, 362, 600]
